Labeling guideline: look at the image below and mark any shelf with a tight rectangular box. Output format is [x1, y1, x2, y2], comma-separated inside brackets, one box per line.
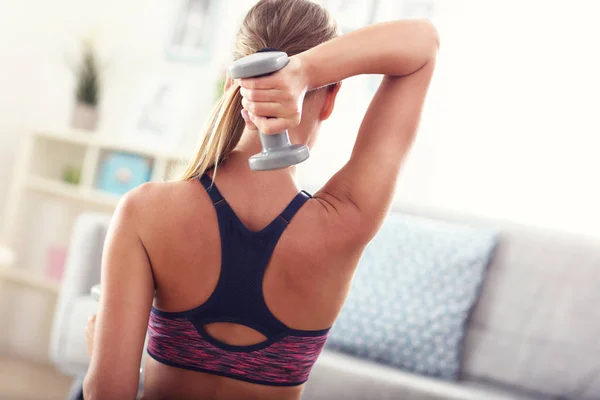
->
[33, 128, 95, 147]
[32, 129, 185, 160]
[0, 265, 60, 294]
[25, 176, 120, 208]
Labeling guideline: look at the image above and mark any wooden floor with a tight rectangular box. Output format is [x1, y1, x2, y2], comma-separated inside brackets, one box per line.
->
[0, 355, 72, 400]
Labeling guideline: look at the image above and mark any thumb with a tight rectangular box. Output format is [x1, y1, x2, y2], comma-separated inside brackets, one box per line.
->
[241, 109, 258, 133]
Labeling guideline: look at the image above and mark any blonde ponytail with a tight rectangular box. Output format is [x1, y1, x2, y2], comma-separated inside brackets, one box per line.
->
[180, 85, 244, 180]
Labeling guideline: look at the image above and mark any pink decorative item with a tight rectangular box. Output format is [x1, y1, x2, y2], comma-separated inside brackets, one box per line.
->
[46, 246, 68, 282]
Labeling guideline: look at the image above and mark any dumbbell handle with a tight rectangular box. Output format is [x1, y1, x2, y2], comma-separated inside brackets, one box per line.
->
[260, 131, 291, 150]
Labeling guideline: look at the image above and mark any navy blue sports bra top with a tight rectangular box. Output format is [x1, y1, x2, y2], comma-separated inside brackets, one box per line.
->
[147, 174, 331, 386]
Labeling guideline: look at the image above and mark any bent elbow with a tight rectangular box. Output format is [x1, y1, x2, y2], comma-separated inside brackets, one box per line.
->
[418, 19, 440, 58]
[388, 19, 440, 72]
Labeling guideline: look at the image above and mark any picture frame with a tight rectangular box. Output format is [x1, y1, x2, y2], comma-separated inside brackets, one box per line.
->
[373, 0, 436, 23]
[96, 152, 154, 196]
[366, 0, 436, 94]
[320, 0, 380, 33]
[125, 73, 200, 151]
[165, 0, 216, 63]
[398, 0, 435, 19]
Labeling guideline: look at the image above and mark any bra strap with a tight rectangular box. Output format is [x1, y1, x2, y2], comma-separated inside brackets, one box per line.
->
[279, 190, 311, 224]
[198, 174, 224, 205]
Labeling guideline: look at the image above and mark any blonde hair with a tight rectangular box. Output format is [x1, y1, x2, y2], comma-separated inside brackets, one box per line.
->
[181, 0, 339, 180]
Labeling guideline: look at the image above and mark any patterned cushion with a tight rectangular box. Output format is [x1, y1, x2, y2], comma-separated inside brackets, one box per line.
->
[326, 213, 498, 380]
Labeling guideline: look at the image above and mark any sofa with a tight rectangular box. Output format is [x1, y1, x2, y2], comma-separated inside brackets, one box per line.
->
[50, 209, 600, 400]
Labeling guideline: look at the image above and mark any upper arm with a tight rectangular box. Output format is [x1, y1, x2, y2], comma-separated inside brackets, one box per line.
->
[320, 53, 438, 238]
[83, 189, 155, 399]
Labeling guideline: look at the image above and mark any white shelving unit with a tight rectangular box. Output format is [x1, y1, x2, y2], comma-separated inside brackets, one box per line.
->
[0, 128, 189, 293]
[0, 262, 60, 294]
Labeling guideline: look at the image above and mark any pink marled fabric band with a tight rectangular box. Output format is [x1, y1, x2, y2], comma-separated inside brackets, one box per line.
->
[147, 312, 329, 386]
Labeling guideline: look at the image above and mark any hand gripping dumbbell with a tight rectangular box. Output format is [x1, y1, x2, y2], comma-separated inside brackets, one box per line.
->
[228, 50, 310, 171]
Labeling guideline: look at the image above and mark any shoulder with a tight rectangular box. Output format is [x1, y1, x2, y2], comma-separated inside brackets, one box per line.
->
[115, 180, 202, 224]
[123, 179, 200, 204]
[117, 181, 168, 211]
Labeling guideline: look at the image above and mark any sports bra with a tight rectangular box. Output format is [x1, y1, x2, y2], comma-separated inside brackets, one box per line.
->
[147, 174, 330, 386]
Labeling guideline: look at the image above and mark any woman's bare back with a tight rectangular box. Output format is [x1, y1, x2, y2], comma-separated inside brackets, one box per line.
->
[138, 170, 366, 400]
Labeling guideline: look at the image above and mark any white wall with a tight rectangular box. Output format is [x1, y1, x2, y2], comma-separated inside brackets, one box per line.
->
[425, 0, 600, 238]
[307, 0, 600, 239]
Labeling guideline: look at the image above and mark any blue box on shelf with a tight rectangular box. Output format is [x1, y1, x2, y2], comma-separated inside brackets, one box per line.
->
[97, 152, 153, 196]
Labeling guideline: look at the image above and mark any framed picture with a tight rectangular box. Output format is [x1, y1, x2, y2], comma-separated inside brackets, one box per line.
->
[366, 0, 436, 94]
[97, 152, 153, 196]
[320, 0, 379, 33]
[125, 74, 200, 151]
[374, 0, 436, 23]
[166, 0, 215, 62]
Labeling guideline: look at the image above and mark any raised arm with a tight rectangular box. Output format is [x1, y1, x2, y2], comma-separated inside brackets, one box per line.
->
[238, 19, 438, 238]
[301, 19, 439, 237]
[302, 20, 438, 88]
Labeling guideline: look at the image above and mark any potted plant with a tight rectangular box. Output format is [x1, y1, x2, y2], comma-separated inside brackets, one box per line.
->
[71, 39, 101, 131]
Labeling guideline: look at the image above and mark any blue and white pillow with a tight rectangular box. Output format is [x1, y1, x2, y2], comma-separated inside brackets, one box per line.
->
[327, 213, 498, 380]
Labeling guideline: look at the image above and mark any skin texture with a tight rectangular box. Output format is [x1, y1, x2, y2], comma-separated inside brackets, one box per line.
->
[84, 19, 438, 400]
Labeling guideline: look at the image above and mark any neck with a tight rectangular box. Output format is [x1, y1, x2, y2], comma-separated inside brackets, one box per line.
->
[214, 128, 300, 189]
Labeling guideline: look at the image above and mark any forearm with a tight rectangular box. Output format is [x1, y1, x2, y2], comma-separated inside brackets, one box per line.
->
[83, 374, 138, 400]
[298, 19, 439, 89]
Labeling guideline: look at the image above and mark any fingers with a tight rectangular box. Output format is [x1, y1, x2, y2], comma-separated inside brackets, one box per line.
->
[241, 109, 258, 132]
[237, 71, 303, 134]
[240, 87, 290, 102]
[85, 314, 96, 333]
[85, 314, 97, 357]
[238, 75, 281, 90]
[241, 98, 296, 118]
[246, 111, 300, 135]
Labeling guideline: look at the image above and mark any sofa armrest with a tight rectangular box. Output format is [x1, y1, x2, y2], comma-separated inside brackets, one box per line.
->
[52, 295, 98, 376]
[303, 351, 535, 400]
[50, 213, 111, 370]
